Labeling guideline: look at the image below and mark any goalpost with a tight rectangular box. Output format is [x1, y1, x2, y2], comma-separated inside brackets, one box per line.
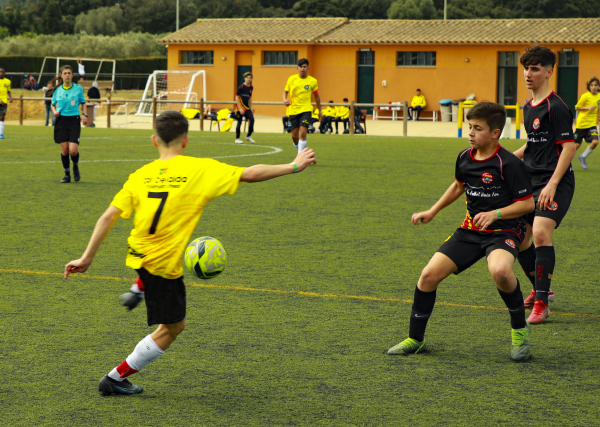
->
[38, 57, 116, 88]
[136, 70, 206, 116]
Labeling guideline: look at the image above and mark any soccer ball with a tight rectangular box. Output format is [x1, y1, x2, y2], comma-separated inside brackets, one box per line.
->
[184, 236, 227, 279]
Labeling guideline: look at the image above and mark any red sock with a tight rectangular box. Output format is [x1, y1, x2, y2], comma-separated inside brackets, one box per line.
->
[135, 277, 146, 292]
[115, 360, 138, 378]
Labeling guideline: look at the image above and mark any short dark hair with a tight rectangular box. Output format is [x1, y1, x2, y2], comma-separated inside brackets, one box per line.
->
[416, 89, 421, 91]
[343, 98, 348, 102]
[243, 71, 252, 78]
[155, 111, 189, 145]
[329, 100, 333, 103]
[520, 45, 556, 68]
[298, 58, 309, 67]
[586, 76, 600, 91]
[466, 102, 506, 135]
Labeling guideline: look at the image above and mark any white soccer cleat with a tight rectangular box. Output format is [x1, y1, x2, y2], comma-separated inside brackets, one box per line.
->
[246, 137, 256, 144]
[234, 138, 244, 144]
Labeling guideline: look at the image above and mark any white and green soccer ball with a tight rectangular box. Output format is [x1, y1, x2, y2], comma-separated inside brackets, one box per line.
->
[184, 236, 228, 279]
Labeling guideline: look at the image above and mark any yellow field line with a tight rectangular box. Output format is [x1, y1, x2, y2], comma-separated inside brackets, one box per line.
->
[2, 268, 599, 318]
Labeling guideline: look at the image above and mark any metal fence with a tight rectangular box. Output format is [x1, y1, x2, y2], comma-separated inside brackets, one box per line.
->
[5, 73, 151, 92]
[12, 97, 411, 136]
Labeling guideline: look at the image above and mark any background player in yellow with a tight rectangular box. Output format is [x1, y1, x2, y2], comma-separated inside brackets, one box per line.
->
[283, 58, 322, 153]
[0, 68, 13, 139]
[63, 111, 317, 396]
[574, 77, 600, 170]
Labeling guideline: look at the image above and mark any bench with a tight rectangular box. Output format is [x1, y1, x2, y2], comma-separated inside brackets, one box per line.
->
[373, 102, 403, 121]
[411, 109, 438, 121]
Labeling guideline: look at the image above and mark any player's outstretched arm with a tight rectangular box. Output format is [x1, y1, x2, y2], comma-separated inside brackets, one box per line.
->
[473, 197, 535, 231]
[64, 206, 122, 279]
[412, 180, 464, 225]
[240, 148, 316, 183]
[283, 90, 290, 106]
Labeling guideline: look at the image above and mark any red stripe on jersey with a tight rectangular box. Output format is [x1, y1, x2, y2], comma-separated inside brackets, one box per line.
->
[455, 176, 464, 183]
[556, 139, 575, 144]
[313, 90, 318, 94]
[529, 91, 555, 108]
[513, 194, 533, 202]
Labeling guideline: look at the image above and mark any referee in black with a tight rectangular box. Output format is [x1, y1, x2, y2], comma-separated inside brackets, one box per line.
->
[51, 65, 88, 183]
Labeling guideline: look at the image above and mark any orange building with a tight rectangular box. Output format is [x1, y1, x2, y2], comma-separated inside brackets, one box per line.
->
[160, 18, 600, 118]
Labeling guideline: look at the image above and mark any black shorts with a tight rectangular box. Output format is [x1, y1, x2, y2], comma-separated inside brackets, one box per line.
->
[437, 228, 522, 274]
[54, 115, 81, 144]
[288, 111, 312, 130]
[523, 172, 575, 228]
[136, 268, 186, 326]
[0, 103, 7, 117]
[574, 127, 599, 144]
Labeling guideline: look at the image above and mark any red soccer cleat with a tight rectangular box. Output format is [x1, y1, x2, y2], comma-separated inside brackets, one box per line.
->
[527, 300, 550, 324]
[524, 289, 554, 308]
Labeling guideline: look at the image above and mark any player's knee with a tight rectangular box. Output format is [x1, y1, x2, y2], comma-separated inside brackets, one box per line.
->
[532, 233, 552, 247]
[419, 266, 442, 289]
[489, 265, 512, 286]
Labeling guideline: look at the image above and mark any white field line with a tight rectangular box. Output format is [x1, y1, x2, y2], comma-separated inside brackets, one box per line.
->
[0, 145, 283, 165]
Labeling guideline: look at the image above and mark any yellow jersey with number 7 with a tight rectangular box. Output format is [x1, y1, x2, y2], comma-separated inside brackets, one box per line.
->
[110, 155, 245, 279]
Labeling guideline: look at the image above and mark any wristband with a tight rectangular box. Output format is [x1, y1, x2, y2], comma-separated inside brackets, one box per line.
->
[495, 209, 502, 219]
[290, 162, 299, 173]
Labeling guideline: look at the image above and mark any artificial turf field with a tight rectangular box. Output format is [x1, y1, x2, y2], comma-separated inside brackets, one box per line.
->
[1, 126, 599, 426]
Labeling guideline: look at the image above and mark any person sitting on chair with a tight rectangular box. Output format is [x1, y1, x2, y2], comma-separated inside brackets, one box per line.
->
[334, 98, 350, 134]
[408, 89, 426, 121]
[319, 101, 336, 134]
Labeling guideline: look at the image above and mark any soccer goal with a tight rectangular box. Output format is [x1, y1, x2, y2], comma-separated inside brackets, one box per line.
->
[136, 70, 206, 116]
[38, 57, 116, 89]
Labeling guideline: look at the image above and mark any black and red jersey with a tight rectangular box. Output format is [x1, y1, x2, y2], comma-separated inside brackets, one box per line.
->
[523, 91, 575, 176]
[236, 84, 253, 112]
[455, 145, 533, 235]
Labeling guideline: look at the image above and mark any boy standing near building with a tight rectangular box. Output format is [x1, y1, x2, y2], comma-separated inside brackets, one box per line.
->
[234, 72, 255, 144]
[513, 45, 577, 324]
[574, 76, 600, 169]
[0, 68, 13, 139]
[64, 111, 317, 395]
[283, 58, 322, 152]
[387, 102, 534, 361]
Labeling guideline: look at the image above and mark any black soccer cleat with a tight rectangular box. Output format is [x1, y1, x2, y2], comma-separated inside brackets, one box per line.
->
[73, 166, 80, 182]
[98, 374, 143, 396]
[60, 174, 71, 183]
[120, 292, 144, 311]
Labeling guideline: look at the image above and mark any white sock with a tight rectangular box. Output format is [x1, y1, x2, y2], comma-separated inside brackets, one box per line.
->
[108, 335, 165, 381]
[298, 140, 307, 152]
[130, 283, 144, 296]
[0, 122, 4, 135]
[293, 143, 298, 152]
[581, 146, 594, 159]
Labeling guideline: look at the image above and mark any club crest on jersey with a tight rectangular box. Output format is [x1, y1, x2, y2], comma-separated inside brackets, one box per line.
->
[533, 118, 540, 130]
[505, 239, 516, 249]
[160, 168, 168, 175]
[548, 201, 558, 211]
[304, 85, 309, 90]
[482, 172, 493, 184]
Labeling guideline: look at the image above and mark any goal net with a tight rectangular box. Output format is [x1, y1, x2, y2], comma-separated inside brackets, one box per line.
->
[136, 70, 206, 116]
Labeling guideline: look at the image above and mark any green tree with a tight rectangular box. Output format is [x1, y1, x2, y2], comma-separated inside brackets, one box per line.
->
[74, 5, 127, 35]
[348, 0, 394, 19]
[286, 0, 348, 17]
[0, 25, 9, 39]
[42, 0, 63, 34]
[387, 0, 436, 19]
[124, 0, 198, 33]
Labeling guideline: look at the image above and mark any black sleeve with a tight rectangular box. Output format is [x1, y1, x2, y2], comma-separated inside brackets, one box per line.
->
[552, 101, 575, 143]
[507, 157, 533, 201]
[454, 152, 466, 182]
[236, 85, 242, 96]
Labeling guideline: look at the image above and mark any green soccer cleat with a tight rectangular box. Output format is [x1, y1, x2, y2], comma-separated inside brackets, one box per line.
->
[511, 323, 531, 361]
[387, 338, 424, 355]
